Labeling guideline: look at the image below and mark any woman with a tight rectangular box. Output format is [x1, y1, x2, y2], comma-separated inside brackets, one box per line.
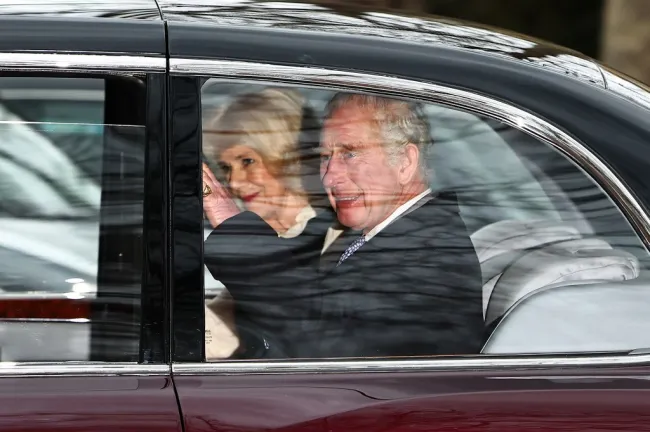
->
[201, 87, 333, 360]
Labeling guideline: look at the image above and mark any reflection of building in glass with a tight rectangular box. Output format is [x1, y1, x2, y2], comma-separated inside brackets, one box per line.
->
[312, 0, 427, 12]
[162, 1, 605, 89]
[0, 0, 160, 19]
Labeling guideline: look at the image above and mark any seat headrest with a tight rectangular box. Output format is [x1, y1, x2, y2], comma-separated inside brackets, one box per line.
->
[471, 219, 582, 263]
[485, 244, 640, 325]
[472, 219, 585, 313]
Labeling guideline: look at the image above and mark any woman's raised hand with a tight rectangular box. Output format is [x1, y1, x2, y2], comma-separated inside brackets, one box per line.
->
[202, 163, 241, 228]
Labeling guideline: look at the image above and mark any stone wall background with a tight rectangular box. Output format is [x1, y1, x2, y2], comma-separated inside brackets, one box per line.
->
[602, 0, 650, 85]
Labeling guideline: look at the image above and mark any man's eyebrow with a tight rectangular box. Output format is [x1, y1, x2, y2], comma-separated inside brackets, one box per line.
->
[313, 141, 366, 154]
[342, 141, 371, 151]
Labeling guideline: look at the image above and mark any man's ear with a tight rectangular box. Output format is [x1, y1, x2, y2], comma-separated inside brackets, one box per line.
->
[398, 143, 420, 186]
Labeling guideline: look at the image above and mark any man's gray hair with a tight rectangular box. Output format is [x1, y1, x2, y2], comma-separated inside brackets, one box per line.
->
[324, 93, 432, 178]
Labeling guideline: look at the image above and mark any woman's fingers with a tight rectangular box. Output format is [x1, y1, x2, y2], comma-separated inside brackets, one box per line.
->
[202, 165, 221, 197]
[203, 163, 220, 185]
[203, 164, 232, 200]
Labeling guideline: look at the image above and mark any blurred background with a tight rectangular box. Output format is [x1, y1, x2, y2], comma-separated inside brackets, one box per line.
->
[317, 0, 650, 85]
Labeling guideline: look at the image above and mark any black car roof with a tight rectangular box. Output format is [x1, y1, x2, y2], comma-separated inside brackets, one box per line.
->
[0, 0, 164, 55]
[3, 0, 650, 112]
[156, 0, 606, 88]
[0, 0, 161, 20]
[157, 1, 650, 112]
[0, 0, 606, 89]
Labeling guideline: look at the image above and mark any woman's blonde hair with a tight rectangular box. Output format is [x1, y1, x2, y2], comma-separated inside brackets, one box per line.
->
[203, 87, 306, 196]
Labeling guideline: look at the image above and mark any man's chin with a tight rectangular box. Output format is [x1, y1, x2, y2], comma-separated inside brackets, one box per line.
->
[335, 209, 366, 231]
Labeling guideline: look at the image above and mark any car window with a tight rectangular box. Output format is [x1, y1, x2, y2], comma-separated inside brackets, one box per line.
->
[0, 76, 145, 362]
[199, 79, 650, 361]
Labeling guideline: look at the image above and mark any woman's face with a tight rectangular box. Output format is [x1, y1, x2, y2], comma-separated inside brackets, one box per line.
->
[217, 144, 288, 219]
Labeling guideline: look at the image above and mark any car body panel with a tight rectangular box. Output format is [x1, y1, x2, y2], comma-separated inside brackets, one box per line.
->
[0, 0, 163, 55]
[2, 1, 650, 431]
[158, 0, 605, 88]
[0, 0, 161, 20]
[0, 4, 174, 428]
[174, 368, 650, 432]
[0, 18, 165, 55]
[0, 374, 182, 432]
[600, 65, 650, 111]
[164, 3, 650, 432]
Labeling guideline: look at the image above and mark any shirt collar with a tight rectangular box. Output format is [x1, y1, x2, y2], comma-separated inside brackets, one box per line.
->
[320, 188, 433, 254]
[364, 188, 432, 242]
[279, 205, 317, 239]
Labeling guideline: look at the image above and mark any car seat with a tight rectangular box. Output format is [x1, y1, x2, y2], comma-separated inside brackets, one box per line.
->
[482, 277, 650, 354]
[481, 231, 639, 326]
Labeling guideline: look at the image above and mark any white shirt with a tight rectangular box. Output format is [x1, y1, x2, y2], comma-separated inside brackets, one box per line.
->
[279, 205, 317, 239]
[321, 188, 432, 254]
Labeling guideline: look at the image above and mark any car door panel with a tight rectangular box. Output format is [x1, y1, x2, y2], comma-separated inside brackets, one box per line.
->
[0, 374, 181, 432]
[166, 13, 650, 432]
[175, 370, 650, 432]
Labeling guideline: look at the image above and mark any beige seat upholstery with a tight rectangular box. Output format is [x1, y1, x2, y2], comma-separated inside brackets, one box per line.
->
[470, 219, 582, 315]
[482, 279, 650, 354]
[484, 242, 639, 325]
[470, 219, 640, 325]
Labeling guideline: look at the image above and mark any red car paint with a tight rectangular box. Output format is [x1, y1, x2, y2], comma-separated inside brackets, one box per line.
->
[175, 368, 650, 432]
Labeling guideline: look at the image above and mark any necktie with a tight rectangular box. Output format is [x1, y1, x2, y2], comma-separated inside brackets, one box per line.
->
[337, 235, 366, 267]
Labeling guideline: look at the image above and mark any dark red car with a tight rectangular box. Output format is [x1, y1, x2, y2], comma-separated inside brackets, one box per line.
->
[1, 1, 650, 431]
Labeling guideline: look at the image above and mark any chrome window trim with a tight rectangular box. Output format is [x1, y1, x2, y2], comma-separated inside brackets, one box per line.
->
[170, 58, 650, 374]
[174, 353, 650, 375]
[0, 52, 165, 73]
[0, 363, 169, 377]
[0, 318, 90, 323]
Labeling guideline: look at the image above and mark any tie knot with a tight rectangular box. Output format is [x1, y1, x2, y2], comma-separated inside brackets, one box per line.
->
[337, 235, 366, 267]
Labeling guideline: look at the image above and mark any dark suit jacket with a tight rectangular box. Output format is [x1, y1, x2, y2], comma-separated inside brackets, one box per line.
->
[305, 192, 484, 358]
[204, 208, 334, 358]
[204, 192, 483, 359]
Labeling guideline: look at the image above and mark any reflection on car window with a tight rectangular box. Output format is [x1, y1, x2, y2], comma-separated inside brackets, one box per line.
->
[199, 80, 650, 362]
[0, 76, 145, 363]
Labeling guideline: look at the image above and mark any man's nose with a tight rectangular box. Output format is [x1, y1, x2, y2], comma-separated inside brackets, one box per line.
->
[321, 156, 345, 188]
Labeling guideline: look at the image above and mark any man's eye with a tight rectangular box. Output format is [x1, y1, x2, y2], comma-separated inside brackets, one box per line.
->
[343, 151, 357, 159]
[242, 158, 255, 166]
[320, 154, 331, 162]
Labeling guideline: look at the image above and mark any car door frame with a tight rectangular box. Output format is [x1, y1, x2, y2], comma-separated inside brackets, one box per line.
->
[0, 48, 178, 431]
[167, 55, 650, 430]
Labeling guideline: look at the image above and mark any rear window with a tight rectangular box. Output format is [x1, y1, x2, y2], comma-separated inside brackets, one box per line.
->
[0, 75, 146, 362]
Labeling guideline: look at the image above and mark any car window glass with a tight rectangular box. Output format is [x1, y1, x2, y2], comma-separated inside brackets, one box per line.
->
[0, 76, 145, 362]
[200, 79, 650, 361]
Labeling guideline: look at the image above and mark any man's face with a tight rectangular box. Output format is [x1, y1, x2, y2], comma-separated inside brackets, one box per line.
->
[320, 104, 402, 232]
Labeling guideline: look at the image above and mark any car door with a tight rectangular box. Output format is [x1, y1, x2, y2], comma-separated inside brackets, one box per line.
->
[167, 30, 650, 432]
[0, 52, 181, 431]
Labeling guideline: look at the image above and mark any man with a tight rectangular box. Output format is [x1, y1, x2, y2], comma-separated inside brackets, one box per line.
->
[203, 92, 484, 359]
[302, 93, 484, 358]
